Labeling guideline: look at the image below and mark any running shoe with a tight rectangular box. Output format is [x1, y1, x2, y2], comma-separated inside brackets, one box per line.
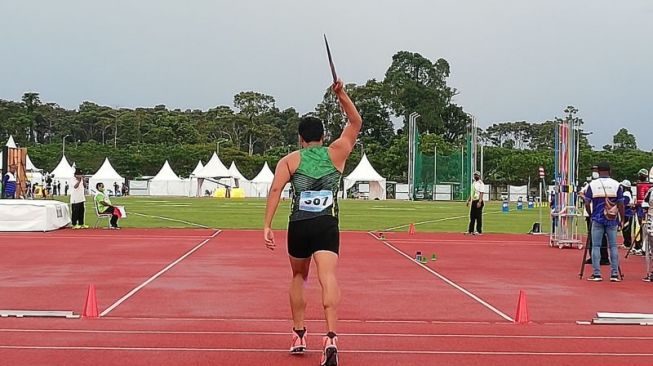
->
[320, 334, 338, 366]
[289, 329, 307, 355]
[610, 275, 622, 282]
[643, 274, 653, 282]
[72, 225, 81, 230]
[587, 275, 602, 282]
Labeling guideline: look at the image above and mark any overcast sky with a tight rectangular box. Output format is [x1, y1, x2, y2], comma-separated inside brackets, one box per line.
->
[1, 0, 652, 150]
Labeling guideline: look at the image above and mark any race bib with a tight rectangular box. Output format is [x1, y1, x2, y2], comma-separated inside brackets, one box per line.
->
[299, 190, 334, 213]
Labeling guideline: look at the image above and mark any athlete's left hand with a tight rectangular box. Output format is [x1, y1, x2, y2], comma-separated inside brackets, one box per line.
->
[264, 227, 275, 251]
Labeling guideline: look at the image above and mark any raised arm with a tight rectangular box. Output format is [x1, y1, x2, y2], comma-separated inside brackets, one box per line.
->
[328, 80, 362, 172]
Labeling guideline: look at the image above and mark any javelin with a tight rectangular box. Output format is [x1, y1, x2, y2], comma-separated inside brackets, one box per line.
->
[324, 34, 338, 83]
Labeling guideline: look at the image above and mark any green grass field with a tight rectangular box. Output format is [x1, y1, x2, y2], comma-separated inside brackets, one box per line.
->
[59, 196, 561, 234]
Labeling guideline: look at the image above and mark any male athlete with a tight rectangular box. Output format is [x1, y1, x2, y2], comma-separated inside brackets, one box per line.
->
[264, 79, 361, 366]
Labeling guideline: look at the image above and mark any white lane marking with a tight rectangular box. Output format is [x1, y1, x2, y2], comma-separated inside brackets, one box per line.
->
[99, 230, 221, 317]
[130, 212, 210, 228]
[0, 345, 651, 357]
[1, 328, 652, 341]
[368, 231, 514, 322]
[382, 211, 502, 231]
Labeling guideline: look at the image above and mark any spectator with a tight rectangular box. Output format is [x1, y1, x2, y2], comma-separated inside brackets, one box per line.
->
[70, 169, 88, 229]
[621, 180, 634, 248]
[45, 175, 53, 198]
[584, 162, 625, 282]
[2, 165, 17, 199]
[94, 183, 120, 229]
[579, 166, 609, 265]
[64, 181, 69, 196]
[466, 171, 485, 235]
[113, 182, 119, 197]
[57, 181, 62, 196]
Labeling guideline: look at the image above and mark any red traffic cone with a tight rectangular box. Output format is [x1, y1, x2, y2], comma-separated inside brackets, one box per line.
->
[82, 284, 99, 319]
[514, 290, 529, 324]
[408, 223, 416, 235]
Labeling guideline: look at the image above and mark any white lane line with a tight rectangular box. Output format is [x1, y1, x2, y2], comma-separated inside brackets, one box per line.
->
[2, 329, 653, 341]
[130, 212, 210, 228]
[101, 317, 500, 325]
[0, 345, 651, 357]
[99, 230, 221, 317]
[368, 231, 514, 323]
[382, 211, 502, 231]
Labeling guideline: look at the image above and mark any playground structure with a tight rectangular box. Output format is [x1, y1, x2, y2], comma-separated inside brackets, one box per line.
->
[550, 117, 583, 249]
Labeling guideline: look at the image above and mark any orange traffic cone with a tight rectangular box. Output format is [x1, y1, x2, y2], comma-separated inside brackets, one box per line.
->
[514, 290, 529, 324]
[408, 223, 416, 235]
[82, 284, 99, 319]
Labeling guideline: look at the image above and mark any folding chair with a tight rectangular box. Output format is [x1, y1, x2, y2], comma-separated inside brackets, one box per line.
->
[94, 198, 113, 229]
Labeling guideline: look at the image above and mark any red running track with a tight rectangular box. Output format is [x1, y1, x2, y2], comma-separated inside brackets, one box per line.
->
[1, 229, 652, 366]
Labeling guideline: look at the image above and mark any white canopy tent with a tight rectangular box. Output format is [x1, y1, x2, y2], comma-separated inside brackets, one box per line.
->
[228, 161, 252, 196]
[0, 135, 18, 166]
[343, 153, 386, 200]
[250, 162, 274, 197]
[191, 160, 204, 176]
[49, 155, 76, 194]
[149, 160, 189, 196]
[5, 135, 17, 148]
[188, 160, 204, 196]
[25, 154, 44, 185]
[89, 158, 125, 195]
[193, 153, 233, 196]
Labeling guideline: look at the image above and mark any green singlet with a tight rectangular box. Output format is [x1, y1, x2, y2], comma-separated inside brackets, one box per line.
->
[289, 146, 341, 222]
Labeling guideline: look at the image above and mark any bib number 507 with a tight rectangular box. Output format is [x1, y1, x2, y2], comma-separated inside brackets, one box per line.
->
[299, 190, 333, 212]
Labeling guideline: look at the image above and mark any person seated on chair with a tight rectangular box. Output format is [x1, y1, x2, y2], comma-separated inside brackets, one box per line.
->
[94, 183, 120, 229]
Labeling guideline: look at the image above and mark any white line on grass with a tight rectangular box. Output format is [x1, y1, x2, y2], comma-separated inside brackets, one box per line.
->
[99, 229, 221, 317]
[3, 328, 653, 341]
[130, 212, 210, 228]
[368, 231, 514, 322]
[382, 210, 502, 231]
[0, 345, 651, 357]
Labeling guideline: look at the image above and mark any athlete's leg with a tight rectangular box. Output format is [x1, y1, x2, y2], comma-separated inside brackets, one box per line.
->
[289, 256, 311, 330]
[313, 250, 340, 332]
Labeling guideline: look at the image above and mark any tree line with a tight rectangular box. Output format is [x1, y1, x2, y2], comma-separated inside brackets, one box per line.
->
[1, 51, 651, 185]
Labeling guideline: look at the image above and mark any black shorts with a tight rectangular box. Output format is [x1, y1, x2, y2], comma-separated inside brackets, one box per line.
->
[287, 215, 340, 259]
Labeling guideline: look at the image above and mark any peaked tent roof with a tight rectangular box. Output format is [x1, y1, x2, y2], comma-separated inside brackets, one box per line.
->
[194, 152, 232, 178]
[229, 161, 247, 181]
[51, 155, 75, 177]
[190, 160, 204, 176]
[90, 158, 124, 180]
[26, 155, 40, 171]
[151, 160, 182, 181]
[1, 136, 17, 161]
[251, 162, 274, 184]
[344, 153, 385, 182]
[6, 135, 17, 148]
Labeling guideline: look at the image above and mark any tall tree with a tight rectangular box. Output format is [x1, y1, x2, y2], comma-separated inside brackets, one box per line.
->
[383, 51, 452, 134]
[612, 128, 637, 151]
[233, 92, 277, 155]
[21, 92, 41, 142]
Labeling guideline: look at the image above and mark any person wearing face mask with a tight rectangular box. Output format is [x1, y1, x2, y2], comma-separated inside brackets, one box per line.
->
[632, 169, 652, 255]
[579, 166, 610, 265]
[466, 171, 485, 235]
[621, 180, 634, 248]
